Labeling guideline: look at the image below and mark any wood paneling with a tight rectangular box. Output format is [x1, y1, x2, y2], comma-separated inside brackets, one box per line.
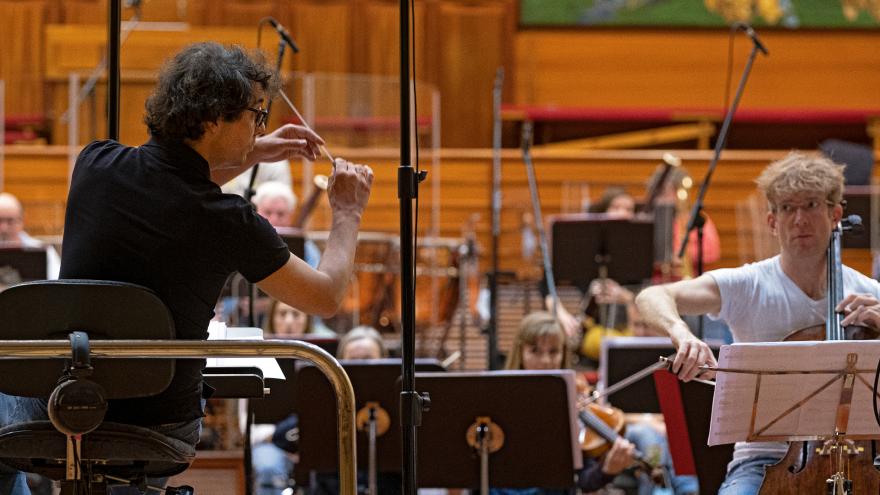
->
[514, 29, 880, 111]
[44, 25, 259, 146]
[0, 0, 47, 117]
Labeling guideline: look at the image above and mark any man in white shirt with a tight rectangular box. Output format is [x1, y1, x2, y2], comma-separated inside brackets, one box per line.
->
[0, 192, 60, 279]
[635, 151, 880, 495]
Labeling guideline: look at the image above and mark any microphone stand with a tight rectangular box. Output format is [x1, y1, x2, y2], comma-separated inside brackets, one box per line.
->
[243, 25, 291, 495]
[487, 67, 504, 370]
[677, 27, 767, 338]
[399, 1, 429, 494]
[107, 1, 121, 141]
[244, 33, 289, 328]
[64, 1, 141, 141]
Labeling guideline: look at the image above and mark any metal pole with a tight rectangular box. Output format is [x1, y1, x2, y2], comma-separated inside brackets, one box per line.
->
[107, 0, 121, 141]
[399, 0, 426, 493]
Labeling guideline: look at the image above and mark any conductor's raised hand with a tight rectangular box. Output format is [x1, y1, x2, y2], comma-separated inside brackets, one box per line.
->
[249, 123, 324, 164]
[327, 158, 373, 219]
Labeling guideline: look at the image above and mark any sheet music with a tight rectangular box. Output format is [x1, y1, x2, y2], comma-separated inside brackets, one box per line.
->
[709, 340, 880, 445]
[206, 321, 285, 379]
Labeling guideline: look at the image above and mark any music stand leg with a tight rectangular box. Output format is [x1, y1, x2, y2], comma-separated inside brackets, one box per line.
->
[368, 407, 378, 495]
[478, 423, 490, 495]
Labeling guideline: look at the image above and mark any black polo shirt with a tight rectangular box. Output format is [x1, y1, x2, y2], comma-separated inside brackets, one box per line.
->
[61, 137, 290, 426]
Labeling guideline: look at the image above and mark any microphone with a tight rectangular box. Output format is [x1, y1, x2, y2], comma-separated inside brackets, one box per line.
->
[265, 17, 300, 53]
[736, 23, 769, 56]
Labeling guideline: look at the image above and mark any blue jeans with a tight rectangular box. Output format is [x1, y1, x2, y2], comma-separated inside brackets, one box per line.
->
[624, 422, 698, 495]
[0, 393, 202, 494]
[718, 456, 783, 495]
[253, 443, 294, 495]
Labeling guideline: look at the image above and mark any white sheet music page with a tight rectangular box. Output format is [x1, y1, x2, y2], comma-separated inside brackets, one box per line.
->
[709, 340, 880, 446]
[206, 321, 286, 379]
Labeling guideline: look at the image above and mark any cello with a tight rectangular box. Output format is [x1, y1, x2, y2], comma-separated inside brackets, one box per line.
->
[759, 214, 880, 495]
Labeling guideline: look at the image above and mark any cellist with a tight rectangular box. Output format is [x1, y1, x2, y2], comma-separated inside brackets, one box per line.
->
[635, 151, 880, 495]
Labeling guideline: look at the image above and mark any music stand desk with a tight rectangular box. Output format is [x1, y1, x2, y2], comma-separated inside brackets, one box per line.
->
[0, 246, 48, 282]
[294, 358, 444, 485]
[414, 370, 581, 489]
[550, 214, 654, 286]
[709, 340, 880, 445]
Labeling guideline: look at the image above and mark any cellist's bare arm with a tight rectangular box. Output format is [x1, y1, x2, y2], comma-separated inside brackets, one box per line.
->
[635, 274, 721, 381]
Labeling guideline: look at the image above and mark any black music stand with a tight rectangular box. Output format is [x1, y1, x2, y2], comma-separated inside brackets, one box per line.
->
[0, 246, 47, 282]
[413, 371, 581, 490]
[294, 358, 445, 488]
[250, 336, 339, 424]
[550, 214, 654, 287]
[274, 227, 306, 259]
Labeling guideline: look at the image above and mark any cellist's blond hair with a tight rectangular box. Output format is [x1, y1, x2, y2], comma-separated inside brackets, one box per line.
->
[756, 151, 845, 211]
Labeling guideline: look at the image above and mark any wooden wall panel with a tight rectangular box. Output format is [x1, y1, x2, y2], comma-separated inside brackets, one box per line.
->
[0, 0, 47, 117]
[514, 29, 880, 111]
[55, 0, 185, 23]
[44, 25, 259, 145]
[432, 1, 510, 147]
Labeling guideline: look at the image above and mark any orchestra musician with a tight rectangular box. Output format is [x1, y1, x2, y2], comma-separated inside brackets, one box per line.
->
[0, 192, 61, 280]
[541, 186, 639, 340]
[500, 311, 640, 494]
[635, 151, 880, 495]
[0, 42, 373, 495]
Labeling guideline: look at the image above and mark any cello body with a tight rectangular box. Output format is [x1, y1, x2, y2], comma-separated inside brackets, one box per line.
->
[759, 439, 879, 494]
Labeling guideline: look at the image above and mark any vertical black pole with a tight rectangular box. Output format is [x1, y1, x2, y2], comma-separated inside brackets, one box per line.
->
[488, 68, 504, 370]
[399, 0, 423, 494]
[107, 0, 121, 141]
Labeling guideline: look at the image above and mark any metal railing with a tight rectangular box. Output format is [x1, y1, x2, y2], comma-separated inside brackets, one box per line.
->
[0, 339, 357, 495]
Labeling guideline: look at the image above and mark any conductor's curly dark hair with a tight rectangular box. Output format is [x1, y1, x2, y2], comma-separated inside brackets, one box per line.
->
[144, 42, 280, 141]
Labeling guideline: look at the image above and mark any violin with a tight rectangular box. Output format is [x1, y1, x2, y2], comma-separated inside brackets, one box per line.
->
[576, 380, 670, 487]
[759, 215, 880, 495]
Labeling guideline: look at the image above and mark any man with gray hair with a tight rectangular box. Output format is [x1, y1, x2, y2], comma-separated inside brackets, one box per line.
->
[635, 151, 880, 494]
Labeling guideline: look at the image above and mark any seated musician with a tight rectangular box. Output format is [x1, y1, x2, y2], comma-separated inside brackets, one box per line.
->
[0, 42, 373, 495]
[635, 151, 880, 495]
[542, 186, 639, 340]
[499, 311, 639, 494]
[0, 192, 60, 280]
[647, 165, 721, 275]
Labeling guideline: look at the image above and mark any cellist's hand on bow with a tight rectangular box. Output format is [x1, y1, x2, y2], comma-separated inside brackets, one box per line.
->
[671, 323, 717, 382]
[838, 293, 880, 330]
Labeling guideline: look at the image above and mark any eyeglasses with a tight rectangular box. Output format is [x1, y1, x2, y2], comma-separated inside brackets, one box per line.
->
[775, 199, 835, 217]
[246, 106, 269, 128]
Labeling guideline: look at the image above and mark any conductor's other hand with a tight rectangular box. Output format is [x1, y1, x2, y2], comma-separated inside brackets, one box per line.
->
[601, 438, 636, 475]
[251, 124, 324, 164]
[671, 329, 717, 382]
[328, 159, 373, 219]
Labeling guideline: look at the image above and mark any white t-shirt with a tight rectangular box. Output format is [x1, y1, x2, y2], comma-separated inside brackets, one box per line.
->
[707, 255, 880, 464]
